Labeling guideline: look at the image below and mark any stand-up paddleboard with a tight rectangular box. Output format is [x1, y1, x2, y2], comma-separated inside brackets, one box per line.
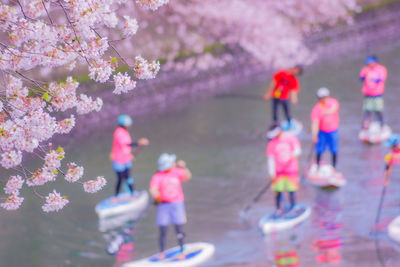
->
[259, 204, 311, 234]
[388, 216, 400, 243]
[123, 242, 215, 267]
[359, 122, 391, 144]
[96, 190, 149, 219]
[281, 119, 303, 136]
[306, 163, 346, 188]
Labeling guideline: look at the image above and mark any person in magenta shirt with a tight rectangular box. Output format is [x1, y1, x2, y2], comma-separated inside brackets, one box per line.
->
[360, 56, 387, 128]
[150, 153, 192, 260]
[110, 114, 149, 201]
[266, 125, 301, 215]
[384, 134, 400, 183]
[311, 88, 340, 169]
[264, 66, 303, 126]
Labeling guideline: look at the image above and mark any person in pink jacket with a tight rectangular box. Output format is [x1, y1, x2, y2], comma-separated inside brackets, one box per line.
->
[266, 125, 301, 216]
[311, 88, 340, 170]
[110, 114, 149, 202]
[360, 56, 387, 129]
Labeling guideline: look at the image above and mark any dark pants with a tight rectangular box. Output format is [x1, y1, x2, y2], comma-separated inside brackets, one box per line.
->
[115, 169, 134, 196]
[159, 224, 185, 253]
[273, 98, 291, 123]
[276, 192, 296, 210]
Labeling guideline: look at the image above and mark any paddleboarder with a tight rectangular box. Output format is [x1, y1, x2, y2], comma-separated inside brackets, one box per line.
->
[384, 134, 400, 177]
[264, 66, 303, 127]
[360, 56, 387, 129]
[266, 125, 302, 216]
[149, 153, 192, 260]
[110, 114, 149, 202]
[311, 88, 340, 171]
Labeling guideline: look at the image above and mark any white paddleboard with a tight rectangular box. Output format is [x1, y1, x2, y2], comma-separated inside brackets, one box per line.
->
[259, 204, 311, 234]
[123, 242, 215, 267]
[281, 119, 303, 136]
[306, 163, 346, 188]
[388, 216, 400, 243]
[359, 122, 391, 144]
[95, 190, 149, 219]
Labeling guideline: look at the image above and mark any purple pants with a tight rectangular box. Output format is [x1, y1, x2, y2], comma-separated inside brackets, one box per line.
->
[156, 202, 186, 226]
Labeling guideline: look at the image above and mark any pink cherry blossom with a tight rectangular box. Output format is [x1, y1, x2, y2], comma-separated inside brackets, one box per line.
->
[5, 175, 24, 195]
[42, 190, 69, 212]
[83, 176, 107, 193]
[136, 0, 170, 11]
[26, 168, 57, 187]
[1, 194, 24, 211]
[134, 56, 160, 80]
[65, 163, 84, 183]
[122, 16, 139, 37]
[113, 72, 137, 94]
[1, 150, 22, 169]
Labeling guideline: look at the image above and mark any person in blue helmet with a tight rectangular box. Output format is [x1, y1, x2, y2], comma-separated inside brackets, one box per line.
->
[110, 114, 149, 202]
[360, 55, 387, 129]
[150, 153, 192, 260]
[384, 134, 400, 182]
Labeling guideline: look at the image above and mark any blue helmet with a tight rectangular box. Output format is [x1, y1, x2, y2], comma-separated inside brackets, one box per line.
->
[158, 153, 176, 171]
[384, 134, 400, 148]
[365, 55, 378, 65]
[117, 114, 133, 127]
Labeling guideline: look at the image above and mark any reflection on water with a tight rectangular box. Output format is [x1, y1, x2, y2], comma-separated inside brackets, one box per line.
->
[105, 220, 136, 267]
[312, 189, 343, 265]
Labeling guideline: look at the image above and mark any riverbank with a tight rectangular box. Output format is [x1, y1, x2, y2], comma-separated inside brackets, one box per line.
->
[66, 1, 400, 140]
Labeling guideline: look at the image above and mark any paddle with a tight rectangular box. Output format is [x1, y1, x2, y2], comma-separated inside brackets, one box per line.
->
[375, 166, 392, 231]
[239, 180, 272, 221]
[373, 165, 393, 267]
[300, 144, 314, 184]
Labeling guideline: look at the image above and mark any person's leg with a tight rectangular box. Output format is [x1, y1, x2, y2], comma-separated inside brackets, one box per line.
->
[159, 226, 168, 253]
[362, 97, 372, 129]
[273, 98, 279, 123]
[289, 192, 296, 209]
[362, 111, 371, 129]
[115, 171, 124, 196]
[282, 99, 291, 124]
[275, 191, 282, 210]
[122, 168, 135, 195]
[174, 224, 186, 253]
[376, 111, 384, 127]
[328, 130, 339, 169]
[316, 131, 327, 167]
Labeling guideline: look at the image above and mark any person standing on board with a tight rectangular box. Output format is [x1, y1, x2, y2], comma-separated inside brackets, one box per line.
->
[266, 125, 301, 216]
[150, 153, 192, 260]
[360, 55, 387, 129]
[110, 114, 149, 202]
[264, 66, 303, 127]
[311, 88, 340, 170]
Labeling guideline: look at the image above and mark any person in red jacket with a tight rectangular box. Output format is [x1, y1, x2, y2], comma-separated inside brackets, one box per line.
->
[264, 66, 303, 126]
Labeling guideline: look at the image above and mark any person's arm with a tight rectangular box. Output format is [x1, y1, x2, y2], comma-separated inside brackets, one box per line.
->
[177, 160, 192, 182]
[290, 91, 298, 104]
[129, 138, 149, 147]
[264, 80, 276, 100]
[311, 120, 319, 144]
[267, 156, 276, 181]
[360, 68, 366, 82]
[149, 186, 160, 199]
[292, 145, 301, 158]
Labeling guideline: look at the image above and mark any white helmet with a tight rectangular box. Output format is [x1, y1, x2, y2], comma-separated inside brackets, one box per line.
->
[317, 87, 330, 98]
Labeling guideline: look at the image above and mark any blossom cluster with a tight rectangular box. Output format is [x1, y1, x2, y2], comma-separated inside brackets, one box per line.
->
[0, 0, 167, 211]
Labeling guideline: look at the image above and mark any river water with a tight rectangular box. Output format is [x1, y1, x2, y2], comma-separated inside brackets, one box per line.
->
[2, 45, 400, 267]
